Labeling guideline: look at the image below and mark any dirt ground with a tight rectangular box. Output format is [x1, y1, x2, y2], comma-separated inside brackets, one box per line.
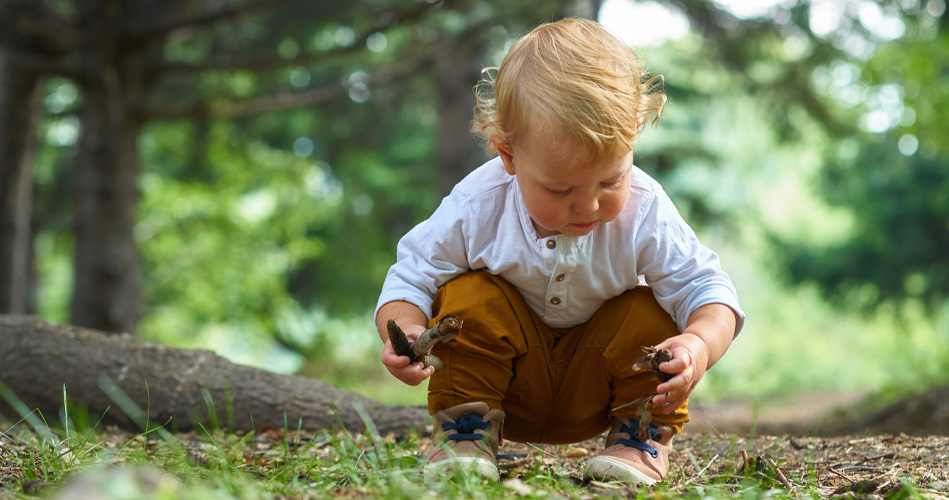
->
[486, 390, 949, 496]
[490, 432, 949, 497]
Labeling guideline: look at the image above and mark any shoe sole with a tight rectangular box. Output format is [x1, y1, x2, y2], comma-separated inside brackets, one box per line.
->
[583, 456, 659, 485]
[422, 457, 499, 482]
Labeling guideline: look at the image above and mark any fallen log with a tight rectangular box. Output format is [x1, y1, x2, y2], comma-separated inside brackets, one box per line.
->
[0, 315, 428, 435]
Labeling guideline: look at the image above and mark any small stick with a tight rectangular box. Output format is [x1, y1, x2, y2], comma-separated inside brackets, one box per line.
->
[827, 466, 854, 483]
[387, 315, 462, 371]
[607, 345, 676, 443]
[683, 453, 719, 485]
[632, 346, 674, 382]
[610, 395, 651, 413]
[767, 457, 796, 491]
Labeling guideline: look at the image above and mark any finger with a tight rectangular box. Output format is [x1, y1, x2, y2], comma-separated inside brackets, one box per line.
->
[656, 365, 692, 395]
[651, 391, 670, 406]
[381, 351, 412, 367]
[670, 347, 695, 370]
[389, 365, 424, 386]
[403, 365, 435, 386]
[662, 395, 687, 414]
[651, 388, 687, 412]
[380, 341, 403, 360]
[659, 349, 693, 373]
[658, 358, 685, 374]
[406, 361, 432, 375]
[652, 338, 673, 351]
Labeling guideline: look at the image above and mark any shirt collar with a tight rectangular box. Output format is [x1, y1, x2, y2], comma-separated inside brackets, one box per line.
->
[511, 176, 593, 250]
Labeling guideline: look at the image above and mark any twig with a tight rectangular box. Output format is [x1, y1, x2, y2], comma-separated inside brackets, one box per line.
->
[632, 346, 674, 382]
[827, 466, 854, 482]
[683, 453, 719, 485]
[610, 395, 651, 413]
[387, 315, 462, 371]
[525, 442, 558, 458]
[838, 464, 885, 472]
[856, 453, 896, 465]
[767, 457, 796, 491]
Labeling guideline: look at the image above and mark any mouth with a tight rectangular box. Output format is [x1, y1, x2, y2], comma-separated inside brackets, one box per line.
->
[570, 221, 598, 229]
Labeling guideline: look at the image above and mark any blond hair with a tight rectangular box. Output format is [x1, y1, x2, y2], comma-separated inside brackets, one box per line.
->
[472, 17, 665, 161]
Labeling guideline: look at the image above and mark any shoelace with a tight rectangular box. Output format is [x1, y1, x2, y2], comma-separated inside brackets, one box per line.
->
[615, 420, 663, 458]
[442, 414, 492, 442]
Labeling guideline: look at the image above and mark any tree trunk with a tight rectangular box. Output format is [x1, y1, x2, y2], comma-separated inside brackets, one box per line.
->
[0, 52, 39, 315]
[434, 36, 489, 197]
[69, 0, 150, 333]
[0, 315, 428, 435]
[70, 80, 144, 333]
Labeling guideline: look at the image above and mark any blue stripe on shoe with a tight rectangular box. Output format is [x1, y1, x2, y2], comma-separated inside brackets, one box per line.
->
[615, 421, 663, 458]
[442, 414, 492, 442]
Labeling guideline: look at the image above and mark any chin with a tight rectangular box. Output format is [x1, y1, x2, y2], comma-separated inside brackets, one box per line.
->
[562, 225, 598, 237]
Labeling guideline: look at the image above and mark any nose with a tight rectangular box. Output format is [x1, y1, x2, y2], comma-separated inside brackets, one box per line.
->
[572, 194, 599, 216]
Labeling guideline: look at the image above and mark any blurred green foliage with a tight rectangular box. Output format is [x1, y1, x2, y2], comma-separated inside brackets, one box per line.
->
[775, 21, 949, 312]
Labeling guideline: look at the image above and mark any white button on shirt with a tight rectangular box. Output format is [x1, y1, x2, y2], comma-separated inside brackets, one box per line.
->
[376, 157, 745, 334]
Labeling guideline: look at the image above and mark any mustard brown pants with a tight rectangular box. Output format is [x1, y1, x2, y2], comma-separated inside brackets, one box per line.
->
[427, 272, 689, 444]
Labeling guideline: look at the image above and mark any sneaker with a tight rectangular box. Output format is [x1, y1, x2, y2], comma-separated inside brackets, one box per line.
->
[583, 417, 673, 485]
[423, 402, 504, 482]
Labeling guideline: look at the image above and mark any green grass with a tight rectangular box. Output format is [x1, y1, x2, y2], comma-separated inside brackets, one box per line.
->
[0, 412, 799, 500]
[1, 408, 940, 500]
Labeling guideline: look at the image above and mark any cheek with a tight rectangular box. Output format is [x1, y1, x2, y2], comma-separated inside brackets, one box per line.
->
[525, 193, 568, 225]
[601, 191, 629, 219]
[533, 196, 566, 220]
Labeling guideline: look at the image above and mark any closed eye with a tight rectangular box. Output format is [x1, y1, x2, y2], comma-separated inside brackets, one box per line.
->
[548, 187, 572, 197]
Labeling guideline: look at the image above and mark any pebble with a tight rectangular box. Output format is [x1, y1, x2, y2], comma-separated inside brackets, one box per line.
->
[565, 446, 589, 458]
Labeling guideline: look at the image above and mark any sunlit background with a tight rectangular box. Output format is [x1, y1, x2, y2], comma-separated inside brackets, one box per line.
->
[19, 0, 949, 408]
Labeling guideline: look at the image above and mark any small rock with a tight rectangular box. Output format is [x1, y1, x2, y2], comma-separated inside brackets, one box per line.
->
[503, 477, 533, 495]
[21, 479, 48, 495]
[53, 465, 180, 500]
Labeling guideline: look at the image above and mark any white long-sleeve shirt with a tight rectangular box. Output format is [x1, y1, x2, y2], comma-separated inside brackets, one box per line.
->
[376, 157, 745, 334]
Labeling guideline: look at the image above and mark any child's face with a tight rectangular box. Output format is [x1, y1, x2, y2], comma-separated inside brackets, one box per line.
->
[492, 131, 633, 238]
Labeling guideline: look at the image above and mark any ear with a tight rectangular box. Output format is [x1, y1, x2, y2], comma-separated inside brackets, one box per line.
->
[490, 135, 516, 176]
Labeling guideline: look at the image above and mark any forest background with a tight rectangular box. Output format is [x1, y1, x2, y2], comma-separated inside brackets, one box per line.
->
[1, 0, 947, 412]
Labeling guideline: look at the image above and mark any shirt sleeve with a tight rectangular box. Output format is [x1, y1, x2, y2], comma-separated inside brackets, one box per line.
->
[374, 193, 471, 323]
[634, 187, 745, 336]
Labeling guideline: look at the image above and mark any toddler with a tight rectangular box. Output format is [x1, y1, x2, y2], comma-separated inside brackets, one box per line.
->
[375, 17, 744, 484]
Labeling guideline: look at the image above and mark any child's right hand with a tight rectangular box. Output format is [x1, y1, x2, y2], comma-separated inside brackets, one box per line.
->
[381, 325, 436, 386]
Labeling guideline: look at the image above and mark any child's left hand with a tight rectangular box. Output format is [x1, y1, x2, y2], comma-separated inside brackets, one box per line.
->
[649, 333, 710, 413]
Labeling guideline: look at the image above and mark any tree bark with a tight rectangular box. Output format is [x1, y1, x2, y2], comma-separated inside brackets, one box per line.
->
[70, 79, 145, 333]
[0, 51, 39, 315]
[434, 34, 489, 197]
[0, 315, 428, 435]
[69, 0, 151, 333]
